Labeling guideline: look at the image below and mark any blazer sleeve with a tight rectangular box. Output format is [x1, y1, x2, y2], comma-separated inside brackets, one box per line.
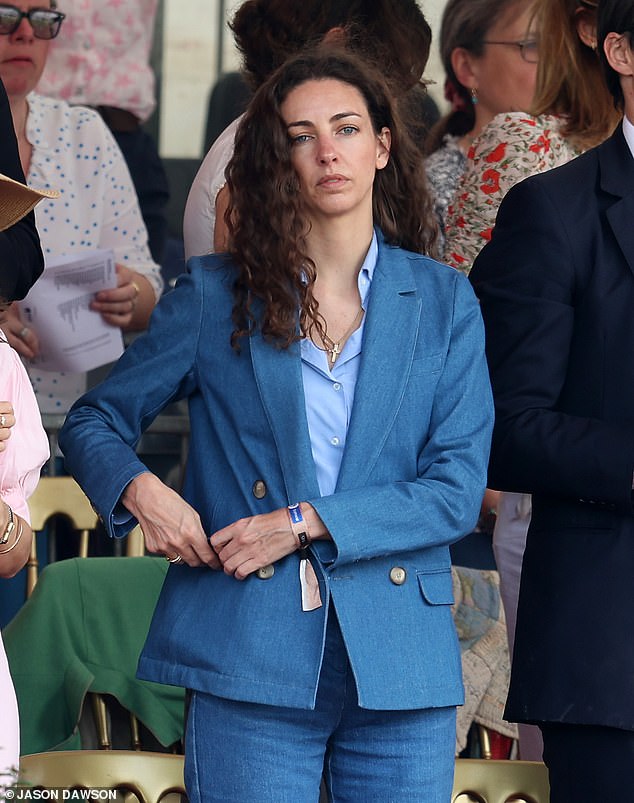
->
[59, 268, 203, 536]
[469, 176, 634, 511]
[310, 273, 494, 566]
[0, 78, 44, 302]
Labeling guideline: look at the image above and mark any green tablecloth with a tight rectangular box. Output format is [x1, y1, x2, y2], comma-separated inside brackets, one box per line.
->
[3, 557, 185, 755]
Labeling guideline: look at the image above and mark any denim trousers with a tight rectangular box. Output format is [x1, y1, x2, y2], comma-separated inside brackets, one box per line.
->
[185, 605, 456, 803]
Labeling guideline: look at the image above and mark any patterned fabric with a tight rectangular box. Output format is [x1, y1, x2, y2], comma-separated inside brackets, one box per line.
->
[451, 566, 518, 752]
[443, 112, 580, 273]
[424, 135, 467, 253]
[36, 0, 158, 123]
[24, 92, 162, 413]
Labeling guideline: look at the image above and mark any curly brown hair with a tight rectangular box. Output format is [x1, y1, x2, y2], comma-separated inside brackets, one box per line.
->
[230, 0, 431, 96]
[226, 48, 437, 351]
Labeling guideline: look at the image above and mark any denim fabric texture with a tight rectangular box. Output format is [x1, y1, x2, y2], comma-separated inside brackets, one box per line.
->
[185, 605, 456, 803]
[60, 232, 493, 715]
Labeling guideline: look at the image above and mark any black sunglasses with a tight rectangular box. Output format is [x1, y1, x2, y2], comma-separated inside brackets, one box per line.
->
[0, 4, 66, 39]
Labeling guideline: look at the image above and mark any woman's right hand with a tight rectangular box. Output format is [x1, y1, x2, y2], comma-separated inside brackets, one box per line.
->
[0, 303, 39, 360]
[0, 402, 15, 452]
[122, 472, 221, 569]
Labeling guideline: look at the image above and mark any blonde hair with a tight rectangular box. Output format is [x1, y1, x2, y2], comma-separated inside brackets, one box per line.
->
[531, 0, 620, 150]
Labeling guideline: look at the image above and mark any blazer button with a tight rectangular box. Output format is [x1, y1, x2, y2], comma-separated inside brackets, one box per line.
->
[252, 480, 267, 499]
[257, 564, 274, 580]
[389, 566, 407, 585]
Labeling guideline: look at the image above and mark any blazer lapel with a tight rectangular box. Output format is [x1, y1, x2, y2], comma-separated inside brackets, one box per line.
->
[601, 126, 634, 278]
[336, 243, 421, 491]
[250, 329, 321, 503]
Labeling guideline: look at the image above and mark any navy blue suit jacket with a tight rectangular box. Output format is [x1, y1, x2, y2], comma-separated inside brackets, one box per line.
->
[470, 125, 634, 729]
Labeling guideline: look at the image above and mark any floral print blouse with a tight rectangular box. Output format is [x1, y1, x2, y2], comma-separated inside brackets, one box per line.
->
[424, 135, 467, 255]
[443, 112, 580, 273]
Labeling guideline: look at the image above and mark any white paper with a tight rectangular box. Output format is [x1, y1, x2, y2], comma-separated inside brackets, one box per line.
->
[18, 249, 124, 373]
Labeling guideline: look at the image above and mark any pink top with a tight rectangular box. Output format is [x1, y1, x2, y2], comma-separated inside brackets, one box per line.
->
[1, 335, 48, 782]
[36, 0, 158, 123]
[0, 336, 49, 522]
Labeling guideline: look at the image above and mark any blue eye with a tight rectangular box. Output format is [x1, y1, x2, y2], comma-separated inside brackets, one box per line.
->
[290, 134, 312, 145]
[339, 126, 358, 135]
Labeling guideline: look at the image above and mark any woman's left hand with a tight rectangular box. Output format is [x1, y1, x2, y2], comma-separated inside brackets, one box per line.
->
[90, 264, 148, 330]
[0, 402, 15, 452]
[210, 508, 298, 580]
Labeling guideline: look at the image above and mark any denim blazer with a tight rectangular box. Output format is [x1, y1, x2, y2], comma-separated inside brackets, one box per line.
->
[60, 233, 493, 712]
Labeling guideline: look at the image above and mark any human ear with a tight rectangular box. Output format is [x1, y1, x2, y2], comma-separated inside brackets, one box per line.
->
[376, 128, 391, 169]
[603, 31, 634, 78]
[451, 47, 478, 91]
[575, 7, 597, 49]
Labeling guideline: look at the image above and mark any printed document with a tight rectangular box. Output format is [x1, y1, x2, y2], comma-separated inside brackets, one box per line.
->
[19, 249, 125, 373]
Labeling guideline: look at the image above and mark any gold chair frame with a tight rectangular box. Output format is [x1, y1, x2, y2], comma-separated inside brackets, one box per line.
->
[26, 475, 99, 596]
[19, 750, 185, 803]
[452, 758, 550, 803]
[26, 476, 146, 749]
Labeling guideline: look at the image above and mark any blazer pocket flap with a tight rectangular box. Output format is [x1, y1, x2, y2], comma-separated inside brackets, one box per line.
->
[417, 569, 454, 605]
[410, 353, 443, 376]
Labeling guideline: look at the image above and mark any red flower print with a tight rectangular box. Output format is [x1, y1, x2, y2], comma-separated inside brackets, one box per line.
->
[485, 143, 507, 163]
[529, 133, 551, 154]
[449, 252, 467, 265]
[481, 169, 501, 195]
[479, 228, 493, 242]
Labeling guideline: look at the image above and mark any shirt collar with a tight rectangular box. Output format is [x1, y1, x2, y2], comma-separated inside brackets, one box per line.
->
[622, 115, 634, 160]
[358, 230, 378, 308]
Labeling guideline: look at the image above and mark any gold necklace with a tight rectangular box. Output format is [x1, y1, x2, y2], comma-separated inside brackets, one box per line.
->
[315, 307, 364, 369]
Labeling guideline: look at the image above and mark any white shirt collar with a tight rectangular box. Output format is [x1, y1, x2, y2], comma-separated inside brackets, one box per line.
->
[622, 115, 634, 159]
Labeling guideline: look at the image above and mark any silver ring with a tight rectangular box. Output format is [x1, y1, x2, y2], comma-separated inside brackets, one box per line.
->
[18, 326, 29, 339]
[0, 415, 5, 427]
[166, 554, 184, 564]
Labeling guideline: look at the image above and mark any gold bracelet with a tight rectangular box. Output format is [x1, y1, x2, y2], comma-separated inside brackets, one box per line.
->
[0, 502, 14, 545]
[0, 517, 22, 554]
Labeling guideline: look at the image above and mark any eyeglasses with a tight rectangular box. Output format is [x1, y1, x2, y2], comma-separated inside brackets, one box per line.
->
[482, 39, 539, 63]
[0, 4, 66, 39]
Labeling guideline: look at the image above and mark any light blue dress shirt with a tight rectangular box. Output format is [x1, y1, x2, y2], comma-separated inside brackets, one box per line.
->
[300, 233, 378, 496]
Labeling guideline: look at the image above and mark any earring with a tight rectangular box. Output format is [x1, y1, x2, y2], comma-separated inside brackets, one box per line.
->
[471, 87, 479, 105]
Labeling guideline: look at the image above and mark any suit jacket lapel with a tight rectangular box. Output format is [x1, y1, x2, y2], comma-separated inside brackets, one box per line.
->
[601, 126, 634, 278]
[336, 243, 420, 491]
[250, 328, 321, 503]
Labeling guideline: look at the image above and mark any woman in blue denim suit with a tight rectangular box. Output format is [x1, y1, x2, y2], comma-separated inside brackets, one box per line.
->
[60, 50, 493, 803]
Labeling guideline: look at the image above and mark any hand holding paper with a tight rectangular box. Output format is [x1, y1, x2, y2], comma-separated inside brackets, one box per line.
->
[18, 249, 125, 373]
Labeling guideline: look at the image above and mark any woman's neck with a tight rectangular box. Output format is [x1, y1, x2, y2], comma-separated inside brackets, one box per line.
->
[460, 109, 495, 153]
[306, 217, 374, 295]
